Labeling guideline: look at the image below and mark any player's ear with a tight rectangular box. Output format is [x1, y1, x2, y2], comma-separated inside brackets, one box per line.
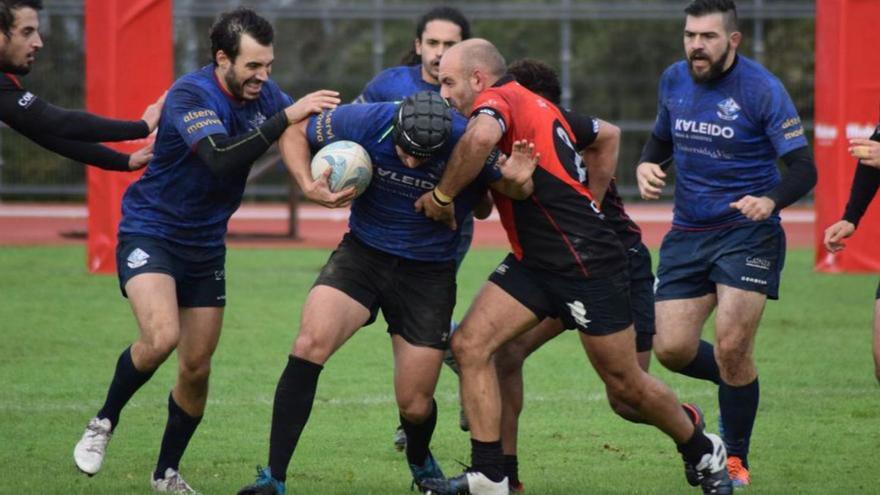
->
[215, 50, 231, 69]
[729, 31, 742, 50]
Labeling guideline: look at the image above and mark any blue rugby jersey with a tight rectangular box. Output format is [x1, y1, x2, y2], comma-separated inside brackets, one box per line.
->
[353, 65, 439, 103]
[307, 102, 500, 261]
[652, 55, 809, 229]
[119, 65, 293, 247]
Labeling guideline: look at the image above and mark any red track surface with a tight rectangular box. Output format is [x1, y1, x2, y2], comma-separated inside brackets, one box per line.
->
[0, 203, 815, 249]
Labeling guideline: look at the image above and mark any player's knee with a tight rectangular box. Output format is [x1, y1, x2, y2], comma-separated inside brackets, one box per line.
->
[653, 338, 692, 370]
[714, 337, 749, 369]
[179, 358, 212, 386]
[137, 334, 178, 366]
[397, 394, 434, 423]
[292, 331, 330, 364]
[450, 331, 481, 366]
[602, 371, 642, 407]
[494, 346, 525, 376]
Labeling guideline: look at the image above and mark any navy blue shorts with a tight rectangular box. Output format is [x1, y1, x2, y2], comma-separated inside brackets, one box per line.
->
[655, 221, 786, 301]
[627, 242, 656, 352]
[488, 254, 633, 336]
[314, 233, 456, 350]
[116, 235, 226, 307]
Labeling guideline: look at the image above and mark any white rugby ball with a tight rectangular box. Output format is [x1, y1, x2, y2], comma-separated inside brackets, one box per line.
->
[310, 140, 373, 198]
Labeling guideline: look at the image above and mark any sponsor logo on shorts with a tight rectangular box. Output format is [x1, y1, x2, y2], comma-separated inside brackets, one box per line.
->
[126, 248, 150, 269]
[566, 300, 591, 329]
[745, 256, 771, 270]
[217, 294, 226, 301]
[494, 263, 509, 275]
[740, 276, 767, 286]
[440, 331, 449, 343]
[214, 270, 225, 281]
[653, 277, 660, 294]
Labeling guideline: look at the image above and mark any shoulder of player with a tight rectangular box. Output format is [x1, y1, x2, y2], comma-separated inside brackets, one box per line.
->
[734, 56, 787, 93]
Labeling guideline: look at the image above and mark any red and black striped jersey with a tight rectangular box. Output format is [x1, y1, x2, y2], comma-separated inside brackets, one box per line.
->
[472, 76, 626, 278]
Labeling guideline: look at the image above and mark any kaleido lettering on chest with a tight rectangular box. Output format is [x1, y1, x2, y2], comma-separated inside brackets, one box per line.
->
[674, 118, 735, 139]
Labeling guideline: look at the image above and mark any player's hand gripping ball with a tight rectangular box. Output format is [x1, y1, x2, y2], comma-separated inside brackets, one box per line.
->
[310, 140, 373, 198]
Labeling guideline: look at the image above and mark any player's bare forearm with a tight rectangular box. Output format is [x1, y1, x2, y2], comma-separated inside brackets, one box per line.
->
[279, 120, 313, 190]
[583, 120, 620, 206]
[437, 114, 502, 197]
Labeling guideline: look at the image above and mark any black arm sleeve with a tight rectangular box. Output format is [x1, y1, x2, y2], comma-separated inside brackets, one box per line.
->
[195, 111, 288, 177]
[765, 146, 817, 211]
[842, 132, 880, 226]
[639, 133, 674, 170]
[0, 85, 149, 142]
[26, 131, 131, 171]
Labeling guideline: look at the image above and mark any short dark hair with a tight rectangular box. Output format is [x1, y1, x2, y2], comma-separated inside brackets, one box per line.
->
[400, 6, 471, 65]
[209, 8, 273, 65]
[684, 0, 739, 33]
[0, 0, 42, 37]
[507, 58, 562, 105]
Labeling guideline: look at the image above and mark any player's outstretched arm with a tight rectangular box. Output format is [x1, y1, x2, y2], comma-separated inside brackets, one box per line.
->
[278, 120, 355, 208]
[581, 119, 620, 206]
[491, 140, 539, 200]
[24, 131, 136, 172]
[140, 92, 166, 133]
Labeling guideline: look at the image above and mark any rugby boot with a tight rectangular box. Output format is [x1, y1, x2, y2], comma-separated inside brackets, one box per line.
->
[151, 468, 199, 494]
[727, 456, 750, 487]
[237, 466, 285, 495]
[74, 417, 113, 476]
[394, 425, 408, 452]
[681, 403, 706, 486]
[694, 433, 733, 495]
[409, 451, 445, 492]
[419, 471, 508, 495]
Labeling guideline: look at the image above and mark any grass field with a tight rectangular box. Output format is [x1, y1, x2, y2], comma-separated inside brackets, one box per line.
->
[1, 245, 878, 494]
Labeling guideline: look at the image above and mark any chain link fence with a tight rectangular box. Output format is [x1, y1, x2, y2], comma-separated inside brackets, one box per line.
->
[0, 0, 815, 201]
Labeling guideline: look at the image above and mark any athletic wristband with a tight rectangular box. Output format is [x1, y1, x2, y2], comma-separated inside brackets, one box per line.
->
[432, 189, 452, 207]
[433, 188, 454, 205]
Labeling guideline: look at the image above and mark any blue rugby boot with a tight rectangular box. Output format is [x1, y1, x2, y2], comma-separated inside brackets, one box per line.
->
[409, 451, 445, 492]
[237, 466, 285, 495]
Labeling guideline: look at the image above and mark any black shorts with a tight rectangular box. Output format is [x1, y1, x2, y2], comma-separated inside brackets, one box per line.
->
[116, 235, 226, 307]
[488, 253, 633, 336]
[627, 242, 656, 352]
[876, 279, 880, 300]
[314, 233, 456, 350]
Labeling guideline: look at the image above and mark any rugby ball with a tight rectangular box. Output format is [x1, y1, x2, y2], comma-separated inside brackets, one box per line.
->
[310, 140, 373, 198]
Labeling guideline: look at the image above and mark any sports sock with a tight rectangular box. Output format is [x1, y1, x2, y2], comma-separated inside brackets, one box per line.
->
[718, 377, 759, 468]
[471, 439, 505, 483]
[678, 340, 721, 384]
[97, 346, 156, 429]
[400, 399, 437, 467]
[676, 428, 714, 466]
[268, 356, 323, 482]
[154, 393, 202, 480]
[503, 454, 520, 486]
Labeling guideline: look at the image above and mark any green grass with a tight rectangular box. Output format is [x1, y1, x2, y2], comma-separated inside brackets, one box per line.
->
[1, 246, 878, 494]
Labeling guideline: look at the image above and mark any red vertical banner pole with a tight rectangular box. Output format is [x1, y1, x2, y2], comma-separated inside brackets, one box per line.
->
[814, 0, 880, 273]
[85, 0, 172, 273]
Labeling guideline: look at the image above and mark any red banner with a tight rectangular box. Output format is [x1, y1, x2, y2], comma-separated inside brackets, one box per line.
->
[814, 0, 880, 272]
[85, 0, 172, 273]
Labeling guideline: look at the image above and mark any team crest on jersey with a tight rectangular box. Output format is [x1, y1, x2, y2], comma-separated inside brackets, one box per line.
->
[126, 248, 150, 269]
[716, 97, 741, 121]
[248, 112, 267, 128]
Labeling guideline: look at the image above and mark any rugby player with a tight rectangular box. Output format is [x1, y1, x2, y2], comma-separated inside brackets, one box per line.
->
[636, 0, 817, 487]
[353, 4, 481, 447]
[494, 58, 657, 493]
[72, 8, 339, 493]
[0, 0, 160, 171]
[236, 90, 537, 495]
[824, 124, 880, 383]
[416, 39, 730, 495]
